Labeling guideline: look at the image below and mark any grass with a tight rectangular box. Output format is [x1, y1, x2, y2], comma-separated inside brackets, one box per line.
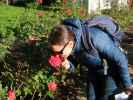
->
[0, 4, 66, 33]
[1, 4, 133, 30]
[0, 4, 24, 24]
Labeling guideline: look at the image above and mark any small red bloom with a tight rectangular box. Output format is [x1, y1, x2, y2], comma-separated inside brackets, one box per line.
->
[8, 89, 15, 100]
[63, 0, 67, 4]
[48, 54, 64, 69]
[36, 0, 43, 4]
[48, 82, 57, 92]
[72, 0, 77, 4]
[65, 8, 73, 16]
[78, 7, 86, 17]
[26, 35, 38, 45]
[36, 11, 44, 17]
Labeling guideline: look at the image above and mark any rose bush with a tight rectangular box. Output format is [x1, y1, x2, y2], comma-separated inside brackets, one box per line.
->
[1, 1, 133, 99]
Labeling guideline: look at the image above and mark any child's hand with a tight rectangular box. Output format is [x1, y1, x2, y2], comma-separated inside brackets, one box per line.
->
[61, 59, 70, 70]
[125, 85, 133, 96]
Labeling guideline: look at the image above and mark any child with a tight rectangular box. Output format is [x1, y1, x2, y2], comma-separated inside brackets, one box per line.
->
[48, 16, 133, 100]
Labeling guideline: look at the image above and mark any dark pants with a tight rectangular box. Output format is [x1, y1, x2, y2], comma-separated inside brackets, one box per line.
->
[86, 66, 122, 100]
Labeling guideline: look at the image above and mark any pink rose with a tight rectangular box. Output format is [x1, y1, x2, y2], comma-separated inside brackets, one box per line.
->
[48, 54, 64, 69]
[8, 89, 15, 100]
[72, 0, 77, 4]
[65, 8, 73, 16]
[63, 0, 67, 4]
[48, 82, 57, 92]
[36, 0, 43, 4]
[36, 11, 44, 17]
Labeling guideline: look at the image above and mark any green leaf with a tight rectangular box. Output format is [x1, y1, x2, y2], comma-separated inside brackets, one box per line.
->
[23, 87, 32, 95]
[46, 91, 54, 98]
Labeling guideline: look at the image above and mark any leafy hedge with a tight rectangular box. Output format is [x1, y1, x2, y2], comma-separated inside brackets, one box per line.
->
[0, 2, 133, 99]
[0, 3, 87, 99]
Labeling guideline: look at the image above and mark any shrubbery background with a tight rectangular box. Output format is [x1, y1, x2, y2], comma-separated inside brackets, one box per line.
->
[0, 0, 133, 99]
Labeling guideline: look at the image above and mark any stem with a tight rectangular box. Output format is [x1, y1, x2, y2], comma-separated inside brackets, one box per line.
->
[20, 96, 23, 100]
[42, 92, 48, 100]
[23, 95, 26, 100]
[42, 93, 47, 99]
[31, 89, 37, 100]
[38, 94, 42, 100]
[16, 82, 23, 91]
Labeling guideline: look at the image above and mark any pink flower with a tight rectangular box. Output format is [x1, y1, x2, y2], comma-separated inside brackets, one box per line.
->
[78, 7, 86, 17]
[36, 0, 43, 4]
[48, 54, 64, 69]
[63, 0, 67, 4]
[72, 0, 77, 4]
[48, 82, 57, 92]
[36, 11, 44, 17]
[65, 8, 73, 16]
[8, 89, 15, 100]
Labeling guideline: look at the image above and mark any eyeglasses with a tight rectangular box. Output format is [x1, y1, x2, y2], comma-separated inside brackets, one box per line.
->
[50, 41, 69, 54]
[58, 42, 69, 54]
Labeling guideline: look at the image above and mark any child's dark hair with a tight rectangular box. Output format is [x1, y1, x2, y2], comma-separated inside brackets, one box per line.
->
[48, 25, 75, 46]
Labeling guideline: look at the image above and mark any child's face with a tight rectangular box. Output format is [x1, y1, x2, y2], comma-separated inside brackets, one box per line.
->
[51, 41, 74, 59]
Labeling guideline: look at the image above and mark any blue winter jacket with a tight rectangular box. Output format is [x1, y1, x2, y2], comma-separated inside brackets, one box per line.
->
[62, 17, 132, 88]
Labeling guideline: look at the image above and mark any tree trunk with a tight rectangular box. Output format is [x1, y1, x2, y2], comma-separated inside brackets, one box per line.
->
[6, 0, 8, 5]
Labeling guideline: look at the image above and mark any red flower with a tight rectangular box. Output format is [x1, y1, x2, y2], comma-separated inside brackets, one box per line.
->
[72, 0, 77, 4]
[63, 0, 67, 4]
[36, 0, 43, 4]
[48, 54, 64, 69]
[48, 82, 57, 92]
[36, 11, 44, 17]
[65, 8, 73, 16]
[78, 7, 86, 17]
[8, 89, 15, 100]
[26, 35, 38, 45]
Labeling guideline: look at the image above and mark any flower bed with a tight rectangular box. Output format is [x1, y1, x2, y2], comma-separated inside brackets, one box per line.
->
[0, 1, 133, 99]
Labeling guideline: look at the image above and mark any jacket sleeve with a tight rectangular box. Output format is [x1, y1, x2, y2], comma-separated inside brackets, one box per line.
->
[90, 27, 132, 88]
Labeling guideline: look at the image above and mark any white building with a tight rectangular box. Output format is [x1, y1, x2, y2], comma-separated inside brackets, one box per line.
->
[81, 0, 128, 14]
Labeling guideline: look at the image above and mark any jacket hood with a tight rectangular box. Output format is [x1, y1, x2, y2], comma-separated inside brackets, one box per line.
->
[62, 18, 81, 29]
[62, 18, 83, 53]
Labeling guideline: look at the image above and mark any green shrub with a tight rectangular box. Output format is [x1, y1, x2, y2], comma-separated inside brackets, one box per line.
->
[0, 3, 133, 99]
